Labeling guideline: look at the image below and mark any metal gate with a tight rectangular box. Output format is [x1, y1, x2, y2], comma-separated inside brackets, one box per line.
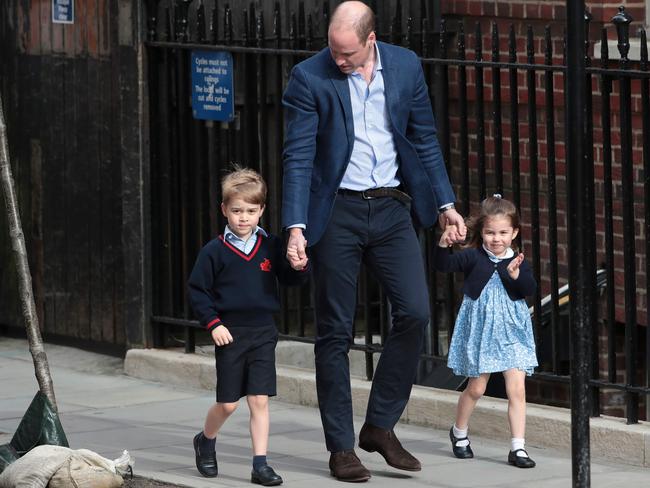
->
[145, 0, 650, 429]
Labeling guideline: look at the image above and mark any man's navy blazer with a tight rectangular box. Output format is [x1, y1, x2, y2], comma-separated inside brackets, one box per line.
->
[282, 41, 456, 245]
[434, 246, 537, 300]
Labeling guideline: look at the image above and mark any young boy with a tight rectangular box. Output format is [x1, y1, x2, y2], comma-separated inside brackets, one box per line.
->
[188, 167, 308, 486]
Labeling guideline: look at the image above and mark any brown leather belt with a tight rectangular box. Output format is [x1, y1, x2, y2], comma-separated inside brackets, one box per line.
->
[337, 187, 412, 205]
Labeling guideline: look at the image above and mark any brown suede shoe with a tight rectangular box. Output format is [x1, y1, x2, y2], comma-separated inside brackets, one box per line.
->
[358, 423, 421, 471]
[329, 450, 371, 482]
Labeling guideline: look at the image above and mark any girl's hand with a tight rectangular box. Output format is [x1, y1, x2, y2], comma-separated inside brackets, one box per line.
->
[439, 225, 458, 248]
[211, 325, 234, 346]
[507, 253, 524, 280]
[438, 208, 467, 241]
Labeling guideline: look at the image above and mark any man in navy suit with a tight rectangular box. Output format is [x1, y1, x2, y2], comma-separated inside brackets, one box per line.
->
[282, 1, 466, 481]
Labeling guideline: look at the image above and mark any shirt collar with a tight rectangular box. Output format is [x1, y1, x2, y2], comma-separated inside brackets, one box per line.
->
[482, 244, 514, 262]
[224, 225, 267, 241]
[374, 44, 383, 72]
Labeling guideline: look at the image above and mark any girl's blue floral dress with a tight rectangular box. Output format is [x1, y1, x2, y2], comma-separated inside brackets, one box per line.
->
[447, 247, 538, 377]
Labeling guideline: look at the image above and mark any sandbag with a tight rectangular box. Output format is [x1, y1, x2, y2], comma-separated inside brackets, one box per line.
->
[48, 453, 123, 488]
[0, 445, 130, 488]
[0, 445, 70, 488]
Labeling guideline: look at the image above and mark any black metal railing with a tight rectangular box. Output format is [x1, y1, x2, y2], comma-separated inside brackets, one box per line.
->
[145, 0, 650, 424]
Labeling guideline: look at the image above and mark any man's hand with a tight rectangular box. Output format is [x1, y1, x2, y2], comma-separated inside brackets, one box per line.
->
[211, 325, 233, 346]
[287, 228, 308, 270]
[507, 253, 525, 280]
[438, 208, 467, 242]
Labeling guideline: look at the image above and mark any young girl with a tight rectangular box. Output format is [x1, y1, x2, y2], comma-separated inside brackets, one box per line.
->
[435, 195, 538, 468]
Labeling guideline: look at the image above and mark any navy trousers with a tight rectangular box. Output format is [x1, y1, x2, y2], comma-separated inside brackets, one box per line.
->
[311, 193, 430, 452]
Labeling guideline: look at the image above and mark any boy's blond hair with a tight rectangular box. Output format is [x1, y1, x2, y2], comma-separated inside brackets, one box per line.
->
[221, 166, 267, 205]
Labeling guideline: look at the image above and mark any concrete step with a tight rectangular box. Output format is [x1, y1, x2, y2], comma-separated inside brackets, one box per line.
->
[124, 344, 650, 468]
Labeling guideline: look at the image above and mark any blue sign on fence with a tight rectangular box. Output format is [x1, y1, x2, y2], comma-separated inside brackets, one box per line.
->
[191, 51, 234, 122]
[52, 0, 74, 24]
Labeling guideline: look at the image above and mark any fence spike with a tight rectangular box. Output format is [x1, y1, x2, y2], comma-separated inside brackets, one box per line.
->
[290, 11, 298, 49]
[391, 0, 402, 45]
[406, 16, 413, 51]
[162, 5, 171, 42]
[612, 6, 633, 62]
[224, 4, 232, 44]
[168, 1, 177, 41]
[177, 0, 191, 43]
[544, 25, 552, 65]
[210, 6, 218, 44]
[273, 2, 281, 48]
[421, 17, 429, 57]
[250, 2, 257, 42]
[256, 10, 265, 48]
[371, 0, 378, 21]
[147, 0, 158, 41]
[196, 0, 206, 43]
[600, 27, 609, 66]
[491, 22, 499, 62]
[526, 24, 534, 63]
[458, 22, 466, 61]
[474, 22, 482, 61]
[584, 10, 592, 65]
[439, 18, 447, 57]
[322, 1, 330, 46]
[307, 14, 314, 50]
[508, 24, 516, 63]
[373, 0, 380, 38]
[298, 1, 306, 49]
[243, 8, 249, 47]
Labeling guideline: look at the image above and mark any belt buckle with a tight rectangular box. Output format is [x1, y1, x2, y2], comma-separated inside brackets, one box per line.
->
[361, 190, 375, 200]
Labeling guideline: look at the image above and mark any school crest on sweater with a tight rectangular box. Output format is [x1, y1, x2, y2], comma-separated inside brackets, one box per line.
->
[260, 258, 272, 272]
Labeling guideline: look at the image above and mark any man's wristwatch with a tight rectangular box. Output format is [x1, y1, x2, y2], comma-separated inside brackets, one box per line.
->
[439, 203, 455, 213]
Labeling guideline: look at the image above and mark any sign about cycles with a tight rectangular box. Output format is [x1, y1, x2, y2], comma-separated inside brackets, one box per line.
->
[52, 0, 74, 24]
[191, 51, 234, 122]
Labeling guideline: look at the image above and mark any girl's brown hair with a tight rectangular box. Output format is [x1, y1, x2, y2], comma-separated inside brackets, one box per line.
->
[464, 196, 520, 249]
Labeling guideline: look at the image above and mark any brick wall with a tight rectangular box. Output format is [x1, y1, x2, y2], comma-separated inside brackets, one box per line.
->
[442, 0, 647, 28]
[438, 0, 649, 327]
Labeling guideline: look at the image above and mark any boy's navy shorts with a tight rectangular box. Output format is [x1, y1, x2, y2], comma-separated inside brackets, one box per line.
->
[214, 324, 278, 403]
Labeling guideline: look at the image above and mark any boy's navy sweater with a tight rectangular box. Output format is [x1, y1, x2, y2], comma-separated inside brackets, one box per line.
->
[187, 233, 308, 331]
[433, 246, 536, 300]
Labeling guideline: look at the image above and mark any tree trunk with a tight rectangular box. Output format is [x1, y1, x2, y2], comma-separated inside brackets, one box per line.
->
[0, 93, 58, 410]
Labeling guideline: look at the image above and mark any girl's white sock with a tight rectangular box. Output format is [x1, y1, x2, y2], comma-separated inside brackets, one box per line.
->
[511, 438, 528, 456]
[452, 424, 470, 447]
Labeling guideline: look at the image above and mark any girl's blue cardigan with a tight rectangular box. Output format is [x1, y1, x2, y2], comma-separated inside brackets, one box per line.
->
[433, 246, 537, 300]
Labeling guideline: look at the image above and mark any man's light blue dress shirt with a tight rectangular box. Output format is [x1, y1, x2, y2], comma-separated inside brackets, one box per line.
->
[340, 46, 401, 191]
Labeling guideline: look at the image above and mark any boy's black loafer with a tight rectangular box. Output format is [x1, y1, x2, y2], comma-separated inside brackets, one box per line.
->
[193, 433, 218, 477]
[449, 427, 474, 459]
[251, 465, 283, 486]
[508, 449, 536, 468]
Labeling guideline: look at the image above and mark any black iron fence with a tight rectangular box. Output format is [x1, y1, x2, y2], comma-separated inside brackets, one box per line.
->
[145, 0, 650, 424]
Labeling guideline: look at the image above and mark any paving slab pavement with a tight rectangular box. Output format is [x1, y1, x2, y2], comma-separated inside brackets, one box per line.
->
[0, 337, 647, 487]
